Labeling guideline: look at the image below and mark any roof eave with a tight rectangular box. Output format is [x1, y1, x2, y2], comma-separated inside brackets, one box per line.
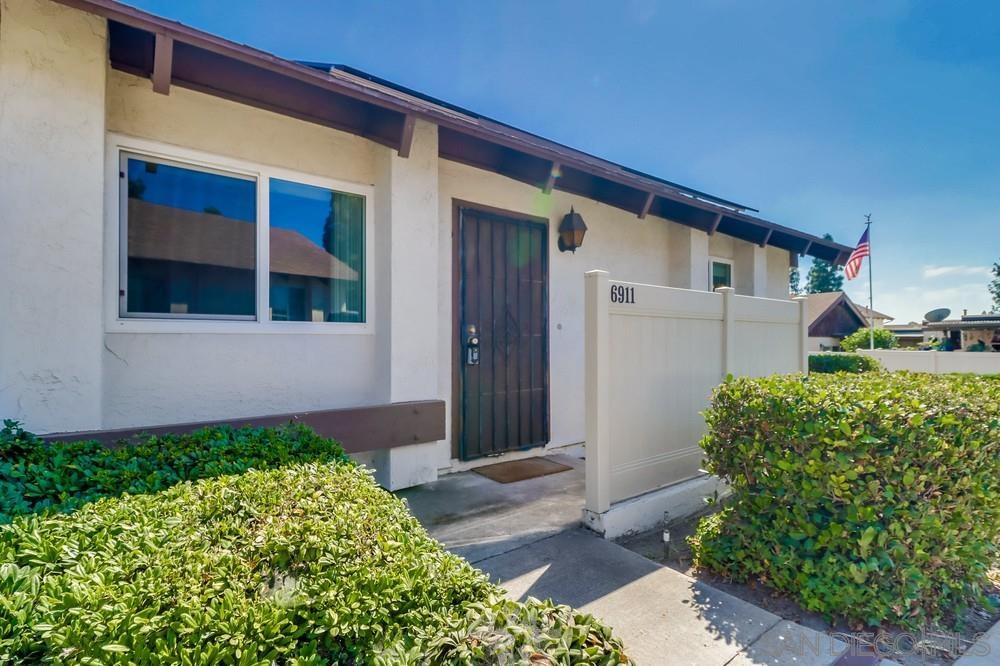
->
[55, 0, 851, 264]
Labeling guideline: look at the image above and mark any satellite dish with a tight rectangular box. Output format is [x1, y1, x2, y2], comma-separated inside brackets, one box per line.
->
[924, 308, 951, 323]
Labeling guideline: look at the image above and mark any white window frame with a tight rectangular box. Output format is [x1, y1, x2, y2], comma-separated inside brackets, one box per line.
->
[104, 133, 375, 335]
[708, 256, 734, 291]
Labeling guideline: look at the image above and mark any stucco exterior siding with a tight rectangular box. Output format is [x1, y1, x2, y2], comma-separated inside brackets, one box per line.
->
[0, 0, 107, 432]
[0, 0, 794, 488]
[101, 69, 383, 429]
[106, 70, 377, 185]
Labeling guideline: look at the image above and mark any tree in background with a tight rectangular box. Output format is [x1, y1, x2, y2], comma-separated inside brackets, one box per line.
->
[805, 234, 845, 293]
[990, 261, 1000, 312]
[840, 327, 898, 352]
[789, 266, 801, 295]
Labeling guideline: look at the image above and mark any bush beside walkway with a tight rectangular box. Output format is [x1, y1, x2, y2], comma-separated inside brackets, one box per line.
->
[691, 372, 999, 630]
[0, 424, 629, 664]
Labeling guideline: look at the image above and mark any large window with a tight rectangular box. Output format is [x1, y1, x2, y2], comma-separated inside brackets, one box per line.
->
[709, 258, 733, 290]
[117, 145, 370, 328]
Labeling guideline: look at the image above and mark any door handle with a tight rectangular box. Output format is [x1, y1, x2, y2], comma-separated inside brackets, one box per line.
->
[465, 324, 480, 366]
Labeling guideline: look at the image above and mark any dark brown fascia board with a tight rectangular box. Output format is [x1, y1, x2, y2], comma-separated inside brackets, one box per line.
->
[54, 0, 853, 263]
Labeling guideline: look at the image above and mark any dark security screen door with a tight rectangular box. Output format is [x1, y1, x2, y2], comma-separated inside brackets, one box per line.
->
[458, 207, 549, 460]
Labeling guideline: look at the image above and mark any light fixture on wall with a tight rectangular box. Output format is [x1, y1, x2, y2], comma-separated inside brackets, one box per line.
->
[557, 207, 587, 253]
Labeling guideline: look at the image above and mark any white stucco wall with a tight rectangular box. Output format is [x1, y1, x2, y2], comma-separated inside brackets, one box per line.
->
[0, 0, 106, 432]
[100, 70, 383, 428]
[766, 246, 792, 299]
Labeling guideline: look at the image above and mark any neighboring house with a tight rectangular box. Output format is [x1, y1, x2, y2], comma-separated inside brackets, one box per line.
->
[0, 0, 851, 489]
[804, 291, 892, 351]
[853, 303, 893, 329]
[924, 313, 1000, 351]
[885, 322, 927, 348]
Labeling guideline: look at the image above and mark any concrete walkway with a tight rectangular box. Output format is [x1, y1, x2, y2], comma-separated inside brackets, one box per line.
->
[398, 456, 860, 665]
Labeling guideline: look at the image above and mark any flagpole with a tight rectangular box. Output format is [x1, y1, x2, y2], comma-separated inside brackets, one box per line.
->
[865, 214, 874, 350]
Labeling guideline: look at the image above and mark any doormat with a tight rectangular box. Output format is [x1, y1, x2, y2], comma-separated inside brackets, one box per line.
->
[473, 457, 572, 484]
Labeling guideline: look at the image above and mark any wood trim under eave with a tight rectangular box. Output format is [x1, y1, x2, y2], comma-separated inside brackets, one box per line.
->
[708, 212, 723, 235]
[397, 113, 416, 158]
[152, 33, 173, 95]
[758, 228, 774, 248]
[542, 162, 561, 194]
[800, 239, 813, 257]
[638, 192, 655, 219]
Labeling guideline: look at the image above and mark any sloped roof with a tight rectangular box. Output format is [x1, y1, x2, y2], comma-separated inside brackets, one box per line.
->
[56, 0, 854, 264]
[853, 303, 893, 322]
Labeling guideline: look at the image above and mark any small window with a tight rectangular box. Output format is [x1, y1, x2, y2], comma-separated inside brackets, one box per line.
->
[268, 179, 365, 323]
[121, 155, 257, 318]
[710, 258, 733, 290]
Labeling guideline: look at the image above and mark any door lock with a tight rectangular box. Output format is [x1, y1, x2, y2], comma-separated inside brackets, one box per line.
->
[465, 324, 480, 366]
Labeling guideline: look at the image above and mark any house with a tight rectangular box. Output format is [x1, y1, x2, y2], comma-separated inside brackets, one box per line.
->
[885, 322, 927, 348]
[804, 291, 892, 351]
[924, 312, 1000, 351]
[0, 0, 851, 490]
[853, 303, 893, 329]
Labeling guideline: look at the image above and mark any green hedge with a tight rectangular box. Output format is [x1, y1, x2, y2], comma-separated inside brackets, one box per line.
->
[690, 372, 999, 629]
[840, 327, 898, 352]
[0, 420, 350, 522]
[0, 425, 629, 664]
[808, 353, 881, 374]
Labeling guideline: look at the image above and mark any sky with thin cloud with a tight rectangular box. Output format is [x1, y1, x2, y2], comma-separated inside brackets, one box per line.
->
[130, 0, 1000, 323]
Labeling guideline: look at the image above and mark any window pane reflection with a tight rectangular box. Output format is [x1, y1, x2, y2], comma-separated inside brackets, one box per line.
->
[124, 156, 257, 317]
[268, 179, 365, 323]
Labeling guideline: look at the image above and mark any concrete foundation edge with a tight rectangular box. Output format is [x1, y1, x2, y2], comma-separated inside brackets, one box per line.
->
[581, 474, 729, 539]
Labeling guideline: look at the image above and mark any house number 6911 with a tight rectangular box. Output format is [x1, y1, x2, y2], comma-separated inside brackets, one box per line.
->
[610, 285, 635, 304]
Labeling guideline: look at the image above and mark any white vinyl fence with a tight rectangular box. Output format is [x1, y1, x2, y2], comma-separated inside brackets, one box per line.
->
[859, 349, 1000, 374]
[584, 270, 808, 535]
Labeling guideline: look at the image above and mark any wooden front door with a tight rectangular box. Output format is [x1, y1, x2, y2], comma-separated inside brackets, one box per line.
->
[456, 205, 549, 460]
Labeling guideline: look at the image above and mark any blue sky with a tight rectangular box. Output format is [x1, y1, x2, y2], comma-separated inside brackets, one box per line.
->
[129, 0, 999, 322]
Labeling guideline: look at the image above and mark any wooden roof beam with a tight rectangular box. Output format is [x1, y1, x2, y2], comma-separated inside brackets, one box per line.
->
[708, 212, 723, 235]
[800, 239, 813, 256]
[542, 161, 561, 194]
[759, 228, 774, 248]
[151, 32, 172, 94]
[637, 192, 655, 219]
[397, 113, 416, 158]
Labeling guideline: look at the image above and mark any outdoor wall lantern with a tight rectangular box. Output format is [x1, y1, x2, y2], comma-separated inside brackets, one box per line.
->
[557, 207, 588, 253]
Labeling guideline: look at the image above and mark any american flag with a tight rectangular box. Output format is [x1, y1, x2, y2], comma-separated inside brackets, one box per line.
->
[844, 227, 870, 280]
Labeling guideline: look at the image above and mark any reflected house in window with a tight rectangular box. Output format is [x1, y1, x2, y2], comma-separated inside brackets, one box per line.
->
[269, 224, 359, 322]
[126, 200, 359, 321]
[127, 199, 257, 316]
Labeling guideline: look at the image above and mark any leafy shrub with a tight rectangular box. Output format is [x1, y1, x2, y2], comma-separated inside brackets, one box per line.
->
[965, 340, 989, 352]
[0, 420, 348, 521]
[690, 372, 999, 629]
[808, 353, 881, 374]
[0, 427, 630, 664]
[840, 327, 898, 352]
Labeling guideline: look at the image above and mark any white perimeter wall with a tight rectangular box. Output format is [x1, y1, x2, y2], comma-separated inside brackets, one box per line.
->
[860, 349, 1000, 374]
[585, 275, 807, 517]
